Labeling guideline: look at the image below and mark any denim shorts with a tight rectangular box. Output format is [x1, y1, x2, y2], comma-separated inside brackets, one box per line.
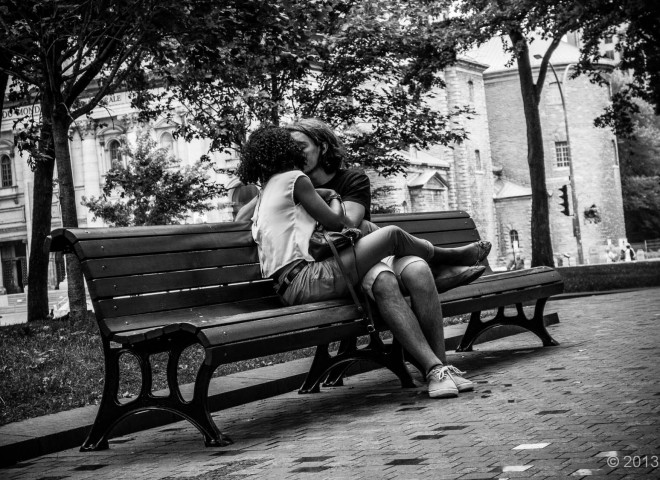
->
[281, 258, 350, 305]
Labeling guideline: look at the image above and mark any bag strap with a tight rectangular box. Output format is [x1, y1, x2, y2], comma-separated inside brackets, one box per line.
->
[322, 230, 377, 333]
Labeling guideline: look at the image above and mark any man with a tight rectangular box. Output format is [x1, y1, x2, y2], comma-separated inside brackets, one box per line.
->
[237, 119, 490, 398]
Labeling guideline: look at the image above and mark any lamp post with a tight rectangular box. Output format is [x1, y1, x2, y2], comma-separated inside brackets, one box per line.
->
[535, 56, 584, 265]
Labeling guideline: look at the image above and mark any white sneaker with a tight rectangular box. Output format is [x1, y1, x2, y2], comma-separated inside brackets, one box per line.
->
[426, 366, 459, 398]
[445, 365, 474, 392]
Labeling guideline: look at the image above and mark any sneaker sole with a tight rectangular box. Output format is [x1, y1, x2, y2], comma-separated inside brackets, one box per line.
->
[456, 384, 474, 393]
[428, 388, 459, 398]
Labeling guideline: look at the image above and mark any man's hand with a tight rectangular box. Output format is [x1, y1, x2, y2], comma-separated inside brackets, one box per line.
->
[315, 188, 340, 203]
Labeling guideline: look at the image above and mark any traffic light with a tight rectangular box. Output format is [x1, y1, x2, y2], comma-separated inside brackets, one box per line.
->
[558, 185, 570, 216]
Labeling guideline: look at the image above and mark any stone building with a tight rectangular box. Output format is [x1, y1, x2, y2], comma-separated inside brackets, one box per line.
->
[0, 38, 625, 293]
[470, 37, 625, 266]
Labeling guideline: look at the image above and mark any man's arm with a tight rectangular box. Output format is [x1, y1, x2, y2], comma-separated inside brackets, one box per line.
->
[343, 200, 366, 228]
[235, 196, 258, 222]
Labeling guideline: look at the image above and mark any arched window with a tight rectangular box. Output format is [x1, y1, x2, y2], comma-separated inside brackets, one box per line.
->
[468, 79, 475, 103]
[475, 149, 482, 171]
[108, 140, 122, 167]
[509, 230, 520, 250]
[160, 131, 174, 151]
[1, 154, 12, 187]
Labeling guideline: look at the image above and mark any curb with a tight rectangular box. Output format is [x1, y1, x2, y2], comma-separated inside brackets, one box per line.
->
[0, 316, 560, 468]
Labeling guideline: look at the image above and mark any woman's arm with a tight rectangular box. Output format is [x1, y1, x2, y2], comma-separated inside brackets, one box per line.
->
[294, 175, 345, 231]
[235, 196, 258, 222]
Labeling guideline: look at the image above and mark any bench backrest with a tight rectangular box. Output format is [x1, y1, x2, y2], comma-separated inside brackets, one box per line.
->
[47, 210, 483, 336]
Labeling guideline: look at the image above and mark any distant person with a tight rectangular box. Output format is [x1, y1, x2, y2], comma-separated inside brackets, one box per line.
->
[605, 248, 618, 263]
[506, 252, 524, 271]
[621, 244, 636, 262]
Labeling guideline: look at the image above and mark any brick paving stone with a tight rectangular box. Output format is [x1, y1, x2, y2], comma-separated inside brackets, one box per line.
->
[2, 288, 660, 479]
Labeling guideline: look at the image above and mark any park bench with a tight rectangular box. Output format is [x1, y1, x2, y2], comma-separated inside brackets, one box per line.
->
[46, 210, 563, 451]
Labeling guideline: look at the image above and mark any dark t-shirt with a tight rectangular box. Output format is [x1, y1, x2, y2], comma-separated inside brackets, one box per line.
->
[318, 168, 371, 221]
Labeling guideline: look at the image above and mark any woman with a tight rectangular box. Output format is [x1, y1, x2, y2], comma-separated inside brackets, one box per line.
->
[237, 125, 488, 399]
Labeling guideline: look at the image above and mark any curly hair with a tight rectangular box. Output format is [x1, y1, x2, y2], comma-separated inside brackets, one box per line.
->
[237, 126, 307, 185]
[285, 118, 346, 173]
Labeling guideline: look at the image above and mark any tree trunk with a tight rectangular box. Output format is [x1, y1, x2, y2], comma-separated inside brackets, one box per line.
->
[27, 97, 55, 321]
[51, 104, 87, 322]
[511, 32, 555, 267]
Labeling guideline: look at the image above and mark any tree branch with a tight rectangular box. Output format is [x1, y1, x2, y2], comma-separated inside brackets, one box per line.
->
[535, 36, 562, 101]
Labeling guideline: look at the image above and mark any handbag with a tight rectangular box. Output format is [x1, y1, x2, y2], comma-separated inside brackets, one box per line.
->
[308, 198, 363, 261]
[308, 226, 363, 261]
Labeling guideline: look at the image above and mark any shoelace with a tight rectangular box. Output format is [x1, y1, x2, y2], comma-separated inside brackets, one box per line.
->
[427, 365, 466, 381]
[445, 365, 467, 377]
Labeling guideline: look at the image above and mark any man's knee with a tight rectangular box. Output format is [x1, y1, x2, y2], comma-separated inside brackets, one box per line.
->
[371, 271, 403, 302]
[400, 261, 435, 294]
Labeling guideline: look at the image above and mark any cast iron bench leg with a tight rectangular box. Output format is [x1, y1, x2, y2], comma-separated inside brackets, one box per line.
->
[80, 345, 123, 451]
[81, 341, 232, 451]
[322, 337, 358, 387]
[456, 298, 560, 352]
[299, 333, 416, 394]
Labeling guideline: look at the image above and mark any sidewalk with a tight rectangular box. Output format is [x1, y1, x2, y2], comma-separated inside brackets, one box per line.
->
[0, 289, 70, 326]
[1, 288, 659, 479]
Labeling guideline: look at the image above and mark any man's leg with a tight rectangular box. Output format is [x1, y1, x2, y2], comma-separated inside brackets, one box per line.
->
[397, 260, 447, 363]
[397, 258, 475, 393]
[369, 270, 444, 374]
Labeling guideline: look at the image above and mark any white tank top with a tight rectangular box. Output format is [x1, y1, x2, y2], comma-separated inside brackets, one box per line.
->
[251, 170, 316, 278]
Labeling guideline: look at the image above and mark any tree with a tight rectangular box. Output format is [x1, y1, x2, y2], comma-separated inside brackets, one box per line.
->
[0, 0, 230, 321]
[82, 132, 226, 227]
[137, 0, 471, 178]
[442, 0, 625, 267]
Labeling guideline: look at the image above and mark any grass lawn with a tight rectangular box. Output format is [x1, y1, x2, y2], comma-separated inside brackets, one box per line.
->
[0, 311, 470, 427]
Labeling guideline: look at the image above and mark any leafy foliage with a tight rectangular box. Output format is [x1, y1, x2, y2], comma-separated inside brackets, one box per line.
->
[609, 72, 660, 241]
[577, 0, 660, 120]
[82, 133, 226, 226]
[135, 0, 472, 177]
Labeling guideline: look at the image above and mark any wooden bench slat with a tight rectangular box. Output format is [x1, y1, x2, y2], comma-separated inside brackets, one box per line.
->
[441, 282, 564, 317]
[439, 267, 561, 301]
[94, 280, 275, 319]
[74, 230, 255, 259]
[376, 217, 476, 235]
[50, 222, 251, 241]
[373, 211, 471, 222]
[206, 322, 368, 365]
[88, 264, 263, 299]
[196, 305, 362, 348]
[83, 247, 259, 279]
[103, 297, 350, 337]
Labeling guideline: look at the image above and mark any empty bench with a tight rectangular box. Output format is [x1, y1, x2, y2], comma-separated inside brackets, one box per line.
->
[46, 210, 563, 450]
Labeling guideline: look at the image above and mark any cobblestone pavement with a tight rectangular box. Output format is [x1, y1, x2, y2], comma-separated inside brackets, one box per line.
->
[2, 288, 659, 479]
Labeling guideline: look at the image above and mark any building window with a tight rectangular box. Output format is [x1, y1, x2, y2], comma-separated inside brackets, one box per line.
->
[108, 139, 122, 167]
[160, 131, 174, 151]
[475, 149, 482, 171]
[555, 141, 571, 168]
[468, 79, 474, 103]
[612, 139, 619, 166]
[604, 50, 615, 60]
[605, 35, 613, 44]
[1, 154, 12, 187]
[509, 230, 520, 250]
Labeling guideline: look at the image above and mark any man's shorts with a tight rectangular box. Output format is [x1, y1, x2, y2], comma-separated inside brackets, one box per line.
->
[361, 255, 427, 300]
